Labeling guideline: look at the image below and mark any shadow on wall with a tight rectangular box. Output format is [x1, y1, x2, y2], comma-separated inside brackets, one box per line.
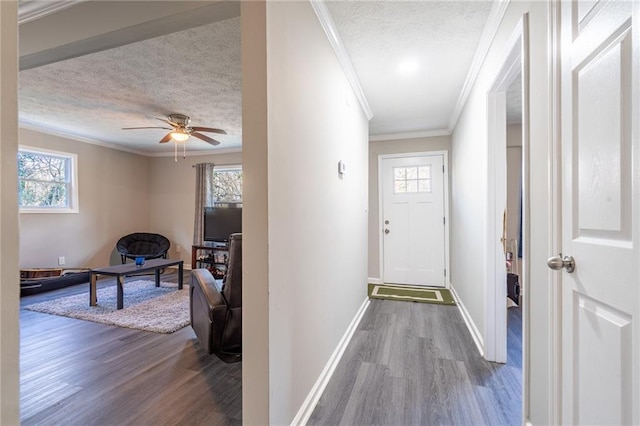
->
[108, 248, 121, 266]
[82, 244, 122, 268]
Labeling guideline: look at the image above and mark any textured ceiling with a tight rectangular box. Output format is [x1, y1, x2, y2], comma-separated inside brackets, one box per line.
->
[326, 1, 493, 135]
[19, 16, 241, 153]
[506, 71, 522, 125]
[19, 1, 497, 154]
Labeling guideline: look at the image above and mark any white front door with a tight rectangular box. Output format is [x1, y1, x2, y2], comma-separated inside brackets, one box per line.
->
[381, 154, 445, 287]
[559, 1, 639, 424]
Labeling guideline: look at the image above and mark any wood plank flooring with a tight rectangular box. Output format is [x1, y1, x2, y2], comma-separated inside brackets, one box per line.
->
[308, 300, 523, 425]
[21, 273, 522, 425]
[20, 270, 242, 426]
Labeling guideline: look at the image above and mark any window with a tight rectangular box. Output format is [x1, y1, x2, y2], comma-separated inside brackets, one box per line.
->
[213, 168, 242, 202]
[18, 146, 78, 213]
[393, 165, 431, 194]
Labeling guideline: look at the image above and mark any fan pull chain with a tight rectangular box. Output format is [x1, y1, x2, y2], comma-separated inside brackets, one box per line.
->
[183, 140, 186, 159]
[174, 140, 178, 162]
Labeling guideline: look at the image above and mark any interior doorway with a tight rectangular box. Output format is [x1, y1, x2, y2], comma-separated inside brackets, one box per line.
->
[505, 71, 524, 375]
[485, 14, 529, 422]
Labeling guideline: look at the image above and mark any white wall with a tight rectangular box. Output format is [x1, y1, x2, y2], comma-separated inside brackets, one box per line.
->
[242, 1, 369, 423]
[451, 108, 488, 336]
[368, 135, 450, 280]
[0, 2, 20, 423]
[450, 2, 552, 424]
[241, 1, 270, 423]
[18, 129, 150, 268]
[148, 151, 242, 267]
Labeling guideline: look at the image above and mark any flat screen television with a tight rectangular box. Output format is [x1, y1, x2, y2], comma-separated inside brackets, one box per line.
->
[203, 203, 242, 243]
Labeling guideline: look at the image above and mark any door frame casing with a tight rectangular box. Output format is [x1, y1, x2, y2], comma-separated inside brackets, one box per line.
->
[547, 1, 562, 423]
[378, 150, 450, 288]
[485, 9, 530, 390]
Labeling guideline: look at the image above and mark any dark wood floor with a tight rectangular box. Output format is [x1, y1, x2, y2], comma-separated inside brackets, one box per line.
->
[20, 270, 242, 426]
[308, 299, 523, 425]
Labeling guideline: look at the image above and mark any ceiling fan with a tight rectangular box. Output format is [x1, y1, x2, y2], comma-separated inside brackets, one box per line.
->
[122, 113, 226, 146]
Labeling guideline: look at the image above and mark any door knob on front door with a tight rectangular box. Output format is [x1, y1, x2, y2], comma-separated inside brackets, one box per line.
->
[547, 254, 576, 273]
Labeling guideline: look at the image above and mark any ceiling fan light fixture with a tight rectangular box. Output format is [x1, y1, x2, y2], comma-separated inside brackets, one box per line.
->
[171, 131, 189, 142]
[123, 114, 224, 148]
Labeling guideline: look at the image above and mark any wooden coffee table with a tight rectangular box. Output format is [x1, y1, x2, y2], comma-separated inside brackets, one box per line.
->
[89, 258, 184, 309]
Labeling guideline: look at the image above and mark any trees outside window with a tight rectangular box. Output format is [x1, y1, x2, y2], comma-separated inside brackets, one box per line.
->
[18, 147, 78, 213]
[213, 169, 242, 203]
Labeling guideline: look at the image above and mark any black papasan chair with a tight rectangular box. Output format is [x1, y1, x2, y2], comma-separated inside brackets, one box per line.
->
[116, 232, 171, 264]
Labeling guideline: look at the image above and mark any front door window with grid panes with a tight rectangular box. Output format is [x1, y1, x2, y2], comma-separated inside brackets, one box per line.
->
[393, 165, 431, 193]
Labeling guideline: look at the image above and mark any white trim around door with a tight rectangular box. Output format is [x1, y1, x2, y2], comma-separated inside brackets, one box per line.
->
[486, 13, 529, 364]
[485, 12, 530, 425]
[378, 151, 450, 288]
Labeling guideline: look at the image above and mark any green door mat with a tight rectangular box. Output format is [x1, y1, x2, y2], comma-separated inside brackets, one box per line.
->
[368, 283, 456, 305]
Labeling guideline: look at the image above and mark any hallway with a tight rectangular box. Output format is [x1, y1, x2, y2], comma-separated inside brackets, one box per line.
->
[309, 299, 522, 425]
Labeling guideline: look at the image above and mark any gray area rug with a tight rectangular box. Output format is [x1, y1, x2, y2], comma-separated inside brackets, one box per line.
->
[25, 280, 190, 334]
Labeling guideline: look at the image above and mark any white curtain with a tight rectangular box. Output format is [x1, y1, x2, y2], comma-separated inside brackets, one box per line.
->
[193, 163, 215, 245]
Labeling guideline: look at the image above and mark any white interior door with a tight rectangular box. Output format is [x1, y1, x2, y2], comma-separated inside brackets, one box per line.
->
[381, 154, 445, 287]
[559, 1, 639, 424]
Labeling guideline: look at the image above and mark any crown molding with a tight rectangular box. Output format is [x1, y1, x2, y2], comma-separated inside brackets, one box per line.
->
[147, 147, 242, 157]
[310, 0, 373, 121]
[447, 0, 510, 132]
[19, 122, 149, 155]
[19, 121, 240, 158]
[18, 0, 85, 24]
[369, 129, 451, 142]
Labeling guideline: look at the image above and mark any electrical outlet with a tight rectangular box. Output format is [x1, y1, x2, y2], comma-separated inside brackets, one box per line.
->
[58, 256, 65, 266]
[176, 245, 181, 253]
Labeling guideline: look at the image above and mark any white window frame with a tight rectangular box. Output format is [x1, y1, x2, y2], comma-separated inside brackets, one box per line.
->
[18, 145, 79, 214]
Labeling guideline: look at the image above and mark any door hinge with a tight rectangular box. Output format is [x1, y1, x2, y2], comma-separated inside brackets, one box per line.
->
[443, 217, 445, 225]
[444, 268, 447, 277]
[442, 165, 445, 173]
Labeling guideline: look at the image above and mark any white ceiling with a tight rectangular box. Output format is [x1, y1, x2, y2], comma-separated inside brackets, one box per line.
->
[18, 0, 496, 155]
[326, 1, 493, 136]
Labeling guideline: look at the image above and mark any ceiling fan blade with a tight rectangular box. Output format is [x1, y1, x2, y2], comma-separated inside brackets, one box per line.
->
[191, 131, 220, 146]
[190, 126, 227, 135]
[122, 126, 172, 130]
[159, 132, 173, 143]
[156, 117, 179, 127]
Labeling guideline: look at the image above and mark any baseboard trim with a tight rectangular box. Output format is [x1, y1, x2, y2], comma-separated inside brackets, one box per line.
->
[367, 277, 381, 284]
[291, 297, 371, 425]
[450, 284, 485, 357]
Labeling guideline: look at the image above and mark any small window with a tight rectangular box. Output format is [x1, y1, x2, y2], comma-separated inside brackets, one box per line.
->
[393, 165, 431, 194]
[213, 167, 242, 203]
[18, 146, 78, 213]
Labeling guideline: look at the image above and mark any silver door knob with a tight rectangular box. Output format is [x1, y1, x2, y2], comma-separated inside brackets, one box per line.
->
[547, 255, 575, 273]
[384, 229, 390, 234]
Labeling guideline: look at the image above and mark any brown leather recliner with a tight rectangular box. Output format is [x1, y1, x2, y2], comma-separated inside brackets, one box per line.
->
[189, 233, 242, 363]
